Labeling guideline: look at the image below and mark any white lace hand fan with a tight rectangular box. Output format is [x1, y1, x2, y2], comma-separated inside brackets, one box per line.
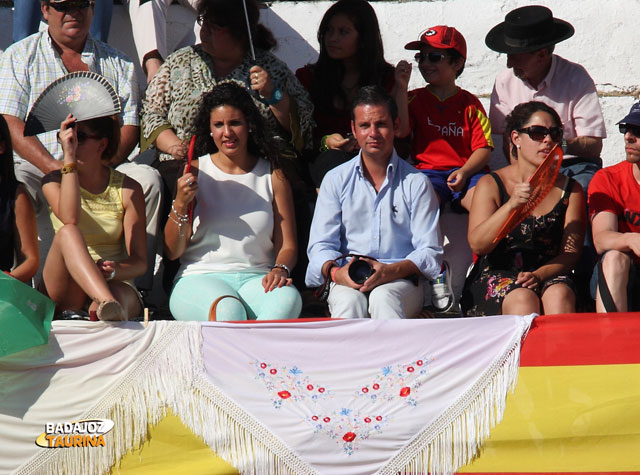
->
[24, 71, 121, 136]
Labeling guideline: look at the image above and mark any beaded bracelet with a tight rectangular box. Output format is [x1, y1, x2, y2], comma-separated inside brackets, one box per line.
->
[61, 163, 77, 175]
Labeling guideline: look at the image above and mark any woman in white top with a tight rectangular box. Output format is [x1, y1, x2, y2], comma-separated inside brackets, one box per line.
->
[165, 82, 302, 321]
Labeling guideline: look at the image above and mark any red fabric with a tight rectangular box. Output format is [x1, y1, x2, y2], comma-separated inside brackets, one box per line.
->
[408, 87, 492, 170]
[295, 65, 395, 147]
[520, 313, 640, 367]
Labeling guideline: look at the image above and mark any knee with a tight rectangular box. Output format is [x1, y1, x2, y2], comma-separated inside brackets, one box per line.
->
[602, 250, 631, 276]
[328, 285, 367, 318]
[502, 287, 540, 315]
[210, 295, 248, 321]
[54, 223, 82, 241]
[260, 287, 302, 319]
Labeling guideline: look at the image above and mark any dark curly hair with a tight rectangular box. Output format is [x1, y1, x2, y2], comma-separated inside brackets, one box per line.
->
[193, 82, 282, 170]
[505, 101, 562, 159]
[197, 0, 276, 51]
[310, 0, 393, 113]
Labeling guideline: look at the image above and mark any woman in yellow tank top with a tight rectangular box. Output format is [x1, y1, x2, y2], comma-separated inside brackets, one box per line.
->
[41, 114, 147, 321]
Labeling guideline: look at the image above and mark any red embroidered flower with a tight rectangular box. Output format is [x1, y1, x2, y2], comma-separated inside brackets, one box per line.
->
[417, 360, 423, 366]
[372, 383, 380, 390]
[375, 416, 382, 421]
[407, 366, 414, 372]
[312, 416, 318, 421]
[278, 391, 291, 399]
[318, 387, 325, 393]
[270, 368, 277, 374]
[343, 432, 356, 442]
[323, 417, 331, 423]
[362, 387, 369, 393]
[399, 386, 411, 397]
[307, 384, 313, 390]
[260, 363, 267, 369]
[364, 417, 371, 423]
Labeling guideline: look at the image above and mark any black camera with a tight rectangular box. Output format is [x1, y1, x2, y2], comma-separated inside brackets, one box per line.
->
[348, 258, 375, 284]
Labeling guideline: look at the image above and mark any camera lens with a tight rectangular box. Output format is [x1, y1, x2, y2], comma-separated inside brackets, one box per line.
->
[349, 259, 373, 284]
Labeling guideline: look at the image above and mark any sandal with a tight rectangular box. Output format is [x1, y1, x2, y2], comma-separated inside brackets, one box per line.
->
[97, 300, 125, 321]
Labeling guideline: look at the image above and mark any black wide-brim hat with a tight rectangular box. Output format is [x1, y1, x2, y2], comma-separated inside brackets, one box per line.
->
[485, 5, 575, 54]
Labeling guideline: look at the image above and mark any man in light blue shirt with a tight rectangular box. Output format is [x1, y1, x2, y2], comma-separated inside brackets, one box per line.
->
[306, 86, 443, 319]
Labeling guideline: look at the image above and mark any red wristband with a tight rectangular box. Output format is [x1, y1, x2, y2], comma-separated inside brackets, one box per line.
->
[330, 265, 339, 282]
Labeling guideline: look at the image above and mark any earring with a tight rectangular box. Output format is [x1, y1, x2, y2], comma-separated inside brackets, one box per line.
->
[516, 144, 521, 149]
[210, 132, 213, 138]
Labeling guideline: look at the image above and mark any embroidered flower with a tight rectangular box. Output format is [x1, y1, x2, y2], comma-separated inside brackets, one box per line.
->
[278, 390, 291, 399]
[342, 432, 356, 442]
[399, 387, 411, 397]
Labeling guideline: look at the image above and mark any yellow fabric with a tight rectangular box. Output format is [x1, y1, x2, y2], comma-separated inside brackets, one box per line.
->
[114, 411, 238, 475]
[114, 365, 640, 473]
[459, 364, 640, 472]
[50, 169, 127, 262]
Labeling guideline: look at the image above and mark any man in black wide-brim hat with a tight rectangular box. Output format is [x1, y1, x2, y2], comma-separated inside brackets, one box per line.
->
[486, 5, 606, 196]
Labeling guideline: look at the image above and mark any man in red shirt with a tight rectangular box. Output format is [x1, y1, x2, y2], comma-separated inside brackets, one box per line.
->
[588, 103, 640, 312]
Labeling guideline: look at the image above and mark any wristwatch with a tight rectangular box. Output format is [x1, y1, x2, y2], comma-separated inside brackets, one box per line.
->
[271, 263, 290, 277]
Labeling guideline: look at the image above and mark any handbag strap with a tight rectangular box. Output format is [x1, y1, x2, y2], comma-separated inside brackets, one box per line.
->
[209, 295, 248, 321]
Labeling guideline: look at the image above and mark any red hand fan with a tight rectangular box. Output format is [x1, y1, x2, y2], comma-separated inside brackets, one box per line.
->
[492, 145, 563, 244]
[185, 135, 197, 221]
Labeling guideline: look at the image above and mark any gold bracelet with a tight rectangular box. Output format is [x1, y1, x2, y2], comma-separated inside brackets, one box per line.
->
[61, 163, 77, 175]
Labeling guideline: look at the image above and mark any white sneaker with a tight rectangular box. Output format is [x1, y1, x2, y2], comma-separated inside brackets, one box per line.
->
[430, 261, 454, 312]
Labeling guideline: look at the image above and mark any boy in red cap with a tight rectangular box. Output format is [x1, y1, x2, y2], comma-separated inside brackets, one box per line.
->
[396, 25, 493, 312]
[397, 25, 493, 213]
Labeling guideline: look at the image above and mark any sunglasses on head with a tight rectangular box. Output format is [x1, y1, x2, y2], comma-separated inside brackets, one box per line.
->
[517, 125, 563, 142]
[414, 52, 448, 64]
[619, 123, 640, 137]
[48, 0, 93, 13]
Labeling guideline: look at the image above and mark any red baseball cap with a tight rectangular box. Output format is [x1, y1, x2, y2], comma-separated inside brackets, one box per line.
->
[404, 25, 467, 59]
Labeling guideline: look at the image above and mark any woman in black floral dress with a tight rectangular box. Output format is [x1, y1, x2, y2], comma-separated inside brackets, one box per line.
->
[462, 102, 586, 316]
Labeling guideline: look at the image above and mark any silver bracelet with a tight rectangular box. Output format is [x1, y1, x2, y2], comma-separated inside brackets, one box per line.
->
[106, 268, 116, 281]
[271, 263, 291, 277]
[171, 200, 189, 221]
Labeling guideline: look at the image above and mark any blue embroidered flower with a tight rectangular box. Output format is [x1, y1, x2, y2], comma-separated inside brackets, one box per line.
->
[340, 408, 351, 416]
[289, 366, 302, 375]
[382, 366, 392, 376]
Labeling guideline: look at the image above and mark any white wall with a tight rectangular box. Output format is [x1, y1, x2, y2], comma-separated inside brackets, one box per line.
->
[1, 1, 639, 166]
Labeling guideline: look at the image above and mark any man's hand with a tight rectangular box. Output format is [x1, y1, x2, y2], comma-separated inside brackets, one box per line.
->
[626, 233, 640, 258]
[359, 259, 396, 293]
[332, 259, 363, 290]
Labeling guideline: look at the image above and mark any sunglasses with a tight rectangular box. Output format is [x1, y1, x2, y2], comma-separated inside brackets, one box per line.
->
[414, 52, 448, 64]
[517, 125, 563, 142]
[619, 123, 640, 137]
[76, 131, 103, 144]
[48, 0, 93, 13]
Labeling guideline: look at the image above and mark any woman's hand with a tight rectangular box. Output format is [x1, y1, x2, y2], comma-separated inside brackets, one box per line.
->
[262, 267, 292, 292]
[96, 259, 116, 281]
[249, 65, 275, 101]
[168, 141, 189, 161]
[175, 164, 198, 207]
[516, 271, 540, 290]
[325, 133, 359, 153]
[394, 60, 412, 91]
[507, 181, 531, 210]
[58, 114, 78, 161]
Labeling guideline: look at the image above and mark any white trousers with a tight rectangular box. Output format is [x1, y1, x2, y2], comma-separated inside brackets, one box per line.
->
[327, 279, 425, 319]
